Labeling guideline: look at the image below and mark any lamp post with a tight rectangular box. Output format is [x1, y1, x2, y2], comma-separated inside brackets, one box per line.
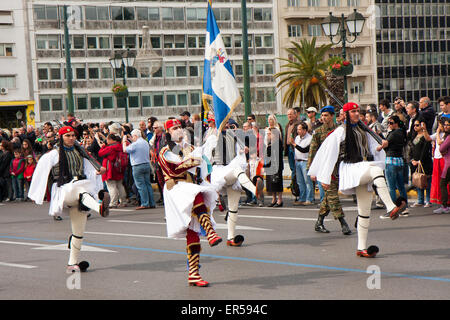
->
[110, 48, 136, 123]
[321, 9, 366, 103]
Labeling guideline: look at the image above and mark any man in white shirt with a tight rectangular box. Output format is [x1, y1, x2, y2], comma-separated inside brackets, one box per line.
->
[292, 122, 314, 205]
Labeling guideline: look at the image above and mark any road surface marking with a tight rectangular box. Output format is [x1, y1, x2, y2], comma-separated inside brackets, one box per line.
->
[0, 262, 37, 269]
[107, 220, 271, 231]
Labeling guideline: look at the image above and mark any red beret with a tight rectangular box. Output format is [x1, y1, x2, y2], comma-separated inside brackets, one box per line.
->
[58, 126, 75, 136]
[164, 119, 181, 131]
[342, 102, 359, 112]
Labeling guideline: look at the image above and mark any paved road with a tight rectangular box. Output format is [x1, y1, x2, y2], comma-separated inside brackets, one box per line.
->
[1, 196, 450, 301]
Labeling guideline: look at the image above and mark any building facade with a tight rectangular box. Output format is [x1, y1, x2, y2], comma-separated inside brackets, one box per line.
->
[0, 0, 35, 129]
[28, 0, 280, 125]
[278, 0, 378, 108]
[375, 0, 449, 104]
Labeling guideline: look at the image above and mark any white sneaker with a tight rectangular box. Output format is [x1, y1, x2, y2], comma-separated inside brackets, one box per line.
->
[433, 206, 449, 214]
[412, 202, 424, 207]
[424, 203, 433, 208]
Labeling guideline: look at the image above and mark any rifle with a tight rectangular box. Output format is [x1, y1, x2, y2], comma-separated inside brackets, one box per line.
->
[320, 85, 383, 145]
[55, 119, 103, 171]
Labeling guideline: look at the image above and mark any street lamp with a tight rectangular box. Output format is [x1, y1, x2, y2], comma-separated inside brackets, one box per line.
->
[109, 48, 136, 123]
[321, 9, 366, 103]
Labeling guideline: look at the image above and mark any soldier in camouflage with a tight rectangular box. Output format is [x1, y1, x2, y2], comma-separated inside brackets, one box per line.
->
[307, 106, 352, 235]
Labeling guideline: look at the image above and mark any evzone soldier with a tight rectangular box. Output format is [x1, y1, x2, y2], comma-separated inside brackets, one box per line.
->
[209, 123, 258, 247]
[307, 106, 352, 235]
[28, 126, 111, 273]
[308, 102, 406, 258]
[158, 119, 221, 287]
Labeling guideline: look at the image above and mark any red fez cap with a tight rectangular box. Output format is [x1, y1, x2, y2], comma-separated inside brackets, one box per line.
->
[342, 102, 359, 112]
[58, 126, 75, 136]
[164, 119, 181, 131]
[207, 116, 215, 123]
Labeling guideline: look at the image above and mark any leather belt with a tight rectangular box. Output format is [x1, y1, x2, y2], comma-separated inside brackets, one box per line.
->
[165, 175, 193, 191]
[72, 175, 87, 181]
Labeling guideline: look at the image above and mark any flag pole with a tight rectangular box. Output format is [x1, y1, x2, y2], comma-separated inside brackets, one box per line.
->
[241, 0, 251, 119]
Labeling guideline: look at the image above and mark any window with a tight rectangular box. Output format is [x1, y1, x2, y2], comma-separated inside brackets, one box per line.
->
[187, 8, 207, 21]
[114, 35, 136, 49]
[288, 0, 301, 7]
[0, 10, 13, 25]
[73, 64, 86, 80]
[165, 63, 187, 78]
[38, 64, 61, 80]
[350, 81, 364, 94]
[0, 44, 13, 57]
[101, 65, 112, 79]
[308, 25, 322, 36]
[328, 0, 340, 7]
[288, 25, 302, 38]
[88, 65, 100, 79]
[190, 91, 201, 105]
[253, 8, 271, 21]
[255, 35, 273, 48]
[308, 0, 320, 7]
[213, 8, 231, 21]
[349, 53, 362, 66]
[90, 94, 113, 109]
[233, 8, 252, 22]
[162, 8, 184, 21]
[164, 35, 185, 49]
[33, 5, 57, 20]
[255, 60, 274, 75]
[76, 95, 88, 110]
[347, 0, 360, 6]
[166, 91, 188, 106]
[142, 92, 164, 108]
[112, 7, 135, 21]
[72, 35, 84, 49]
[85, 6, 109, 20]
[36, 35, 59, 50]
[0, 75, 15, 88]
[137, 7, 160, 21]
[40, 95, 63, 112]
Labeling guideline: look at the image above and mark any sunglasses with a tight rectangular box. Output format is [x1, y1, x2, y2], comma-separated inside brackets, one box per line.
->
[388, 122, 395, 125]
[414, 124, 421, 127]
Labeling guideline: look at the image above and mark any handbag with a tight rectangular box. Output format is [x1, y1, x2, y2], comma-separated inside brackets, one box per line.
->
[412, 161, 428, 189]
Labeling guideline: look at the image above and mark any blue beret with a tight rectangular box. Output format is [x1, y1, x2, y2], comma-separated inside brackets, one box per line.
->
[321, 106, 335, 114]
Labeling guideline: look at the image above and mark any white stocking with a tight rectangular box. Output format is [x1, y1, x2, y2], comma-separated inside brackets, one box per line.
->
[68, 208, 88, 266]
[355, 185, 373, 251]
[80, 193, 100, 213]
[359, 165, 396, 213]
[226, 187, 241, 240]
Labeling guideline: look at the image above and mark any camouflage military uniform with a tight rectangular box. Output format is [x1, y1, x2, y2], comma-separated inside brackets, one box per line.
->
[307, 122, 344, 219]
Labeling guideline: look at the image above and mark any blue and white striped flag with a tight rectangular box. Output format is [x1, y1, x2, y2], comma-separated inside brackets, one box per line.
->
[202, 1, 241, 131]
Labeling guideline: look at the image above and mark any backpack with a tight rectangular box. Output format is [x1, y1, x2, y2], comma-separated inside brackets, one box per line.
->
[112, 151, 129, 174]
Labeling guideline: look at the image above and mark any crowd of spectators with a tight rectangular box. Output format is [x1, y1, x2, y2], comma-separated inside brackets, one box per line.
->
[1, 95, 449, 218]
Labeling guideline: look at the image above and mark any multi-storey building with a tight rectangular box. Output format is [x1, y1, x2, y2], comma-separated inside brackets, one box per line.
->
[28, 0, 280, 125]
[0, 0, 35, 129]
[278, 0, 378, 108]
[375, 0, 449, 104]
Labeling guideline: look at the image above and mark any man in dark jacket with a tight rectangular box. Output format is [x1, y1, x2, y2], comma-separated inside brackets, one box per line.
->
[419, 97, 435, 134]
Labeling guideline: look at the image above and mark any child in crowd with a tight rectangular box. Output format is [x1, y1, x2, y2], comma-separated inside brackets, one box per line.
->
[10, 149, 25, 201]
[23, 155, 36, 201]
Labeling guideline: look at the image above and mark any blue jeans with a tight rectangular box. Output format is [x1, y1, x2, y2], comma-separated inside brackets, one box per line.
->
[317, 181, 324, 202]
[132, 163, 155, 207]
[417, 176, 432, 204]
[295, 160, 314, 202]
[12, 177, 24, 199]
[385, 164, 408, 202]
[287, 147, 295, 173]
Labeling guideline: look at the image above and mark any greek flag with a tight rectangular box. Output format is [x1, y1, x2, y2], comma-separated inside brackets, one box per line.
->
[202, 1, 241, 131]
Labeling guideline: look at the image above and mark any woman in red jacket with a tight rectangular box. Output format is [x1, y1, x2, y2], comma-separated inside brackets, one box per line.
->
[24, 155, 36, 201]
[98, 134, 127, 208]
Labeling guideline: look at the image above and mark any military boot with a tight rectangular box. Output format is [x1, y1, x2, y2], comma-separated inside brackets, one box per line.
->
[314, 214, 330, 233]
[338, 217, 352, 235]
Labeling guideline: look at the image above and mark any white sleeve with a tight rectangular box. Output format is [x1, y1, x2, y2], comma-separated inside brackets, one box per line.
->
[307, 127, 344, 185]
[28, 150, 59, 205]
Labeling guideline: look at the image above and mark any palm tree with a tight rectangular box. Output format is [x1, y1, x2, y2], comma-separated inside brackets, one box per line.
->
[274, 38, 332, 111]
